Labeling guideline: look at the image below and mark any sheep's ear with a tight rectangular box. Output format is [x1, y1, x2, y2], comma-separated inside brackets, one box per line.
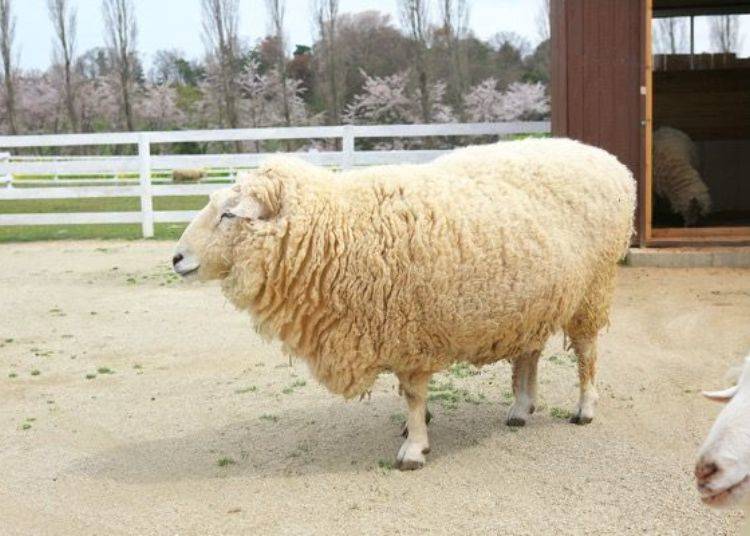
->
[227, 194, 271, 220]
[702, 385, 739, 403]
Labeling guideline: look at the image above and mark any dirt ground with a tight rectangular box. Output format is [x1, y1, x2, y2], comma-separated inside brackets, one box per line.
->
[1, 241, 749, 535]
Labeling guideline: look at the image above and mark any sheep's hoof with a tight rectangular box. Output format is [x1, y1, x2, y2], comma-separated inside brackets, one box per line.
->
[397, 458, 424, 471]
[506, 417, 526, 427]
[569, 413, 593, 425]
[396, 441, 428, 470]
[506, 401, 534, 427]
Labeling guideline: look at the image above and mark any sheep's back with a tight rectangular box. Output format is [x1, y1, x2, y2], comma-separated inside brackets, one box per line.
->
[325, 139, 635, 368]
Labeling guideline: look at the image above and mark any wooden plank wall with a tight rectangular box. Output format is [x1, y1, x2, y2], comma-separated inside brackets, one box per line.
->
[552, 0, 647, 240]
[654, 69, 750, 140]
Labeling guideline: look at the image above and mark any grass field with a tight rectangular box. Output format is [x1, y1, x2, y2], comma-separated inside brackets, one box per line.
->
[0, 195, 206, 242]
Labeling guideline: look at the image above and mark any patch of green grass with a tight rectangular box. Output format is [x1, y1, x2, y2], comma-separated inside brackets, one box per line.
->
[85, 373, 97, 380]
[8, 372, 17, 378]
[133, 364, 143, 370]
[547, 353, 577, 366]
[96, 367, 114, 374]
[0, 223, 188, 243]
[549, 407, 573, 420]
[30, 369, 41, 376]
[282, 379, 307, 395]
[234, 386, 257, 394]
[389, 412, 405, 425]
[259, 414, 279, 423]
[21, 423, 32, 430]
[4, 338, 13, 343]
[377, 458, 394, 472]
[449, 362, 479, 378]
[216, 457, 236, 467]
[0, 195, 208, 215]
[0, 194, 206, 242]
[428, 379, 484, 410]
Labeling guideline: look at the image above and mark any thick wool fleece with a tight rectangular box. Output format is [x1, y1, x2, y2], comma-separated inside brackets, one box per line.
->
[653, 126, 711, 223]
[221, 139, 636, 398]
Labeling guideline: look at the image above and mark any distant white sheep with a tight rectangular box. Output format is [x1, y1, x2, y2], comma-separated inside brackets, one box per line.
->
[653, 126, 711, 226]
[172, 168, 206, 183]
[172, 138, 636, 469]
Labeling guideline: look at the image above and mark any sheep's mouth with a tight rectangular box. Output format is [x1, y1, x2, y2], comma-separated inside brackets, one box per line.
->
[700, 475, 750, 507]
[176, 266, 200, 278]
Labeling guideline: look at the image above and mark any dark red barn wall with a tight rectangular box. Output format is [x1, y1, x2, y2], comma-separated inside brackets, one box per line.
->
[551, 0, 649, 242]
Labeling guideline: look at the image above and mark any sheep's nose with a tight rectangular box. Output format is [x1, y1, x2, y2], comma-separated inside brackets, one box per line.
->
[172, 253, 184, 267]
[695, 459, 719, 488]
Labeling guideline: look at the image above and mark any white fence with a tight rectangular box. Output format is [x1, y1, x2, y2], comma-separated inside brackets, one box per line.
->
[0, 122, 550, 238]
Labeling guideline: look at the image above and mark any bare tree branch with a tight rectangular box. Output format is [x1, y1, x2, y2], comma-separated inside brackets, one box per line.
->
[709, 15, 742, 54]
[102, 0, 137, 131]
[265, 0, 290, 127]
[439, 0, 470, 119]
[48, 0, 78, 131]
[311, 0, 340, 124]
[398, 0, 431, 122]
[535, 0, 550, 42]
[0, 0, 18, 134]
[201, 0, 241, 136]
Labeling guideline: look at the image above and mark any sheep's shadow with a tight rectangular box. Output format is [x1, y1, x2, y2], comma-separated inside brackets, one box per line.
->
[67, 397, 567, 484]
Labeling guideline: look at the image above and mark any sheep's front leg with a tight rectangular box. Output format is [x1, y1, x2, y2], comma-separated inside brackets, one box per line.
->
[396, 373, 431, 470]
[506, 350, 541, 427]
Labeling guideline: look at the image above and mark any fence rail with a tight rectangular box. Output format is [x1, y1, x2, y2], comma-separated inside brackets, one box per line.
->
[0, 121, 550, 237]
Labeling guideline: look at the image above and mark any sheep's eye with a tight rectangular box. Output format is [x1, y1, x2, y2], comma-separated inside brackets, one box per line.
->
[220, 212, 236, 222]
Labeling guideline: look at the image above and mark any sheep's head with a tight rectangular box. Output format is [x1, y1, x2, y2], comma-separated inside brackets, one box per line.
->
[172, 176, 278, 281]
[696, 356, 750, 508]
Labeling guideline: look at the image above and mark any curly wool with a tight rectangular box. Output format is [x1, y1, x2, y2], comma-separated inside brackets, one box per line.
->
[221, 139, 636, 398]
[653, 126, 711, 224]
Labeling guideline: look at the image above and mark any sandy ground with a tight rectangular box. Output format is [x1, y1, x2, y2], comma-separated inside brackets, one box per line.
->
[1, 241, 750, 535]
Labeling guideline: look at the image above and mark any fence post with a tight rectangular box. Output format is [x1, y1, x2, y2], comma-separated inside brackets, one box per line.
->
[341, 125, 354, 170]
[138, 133, 154, 238]
[0, 152, 10, 188]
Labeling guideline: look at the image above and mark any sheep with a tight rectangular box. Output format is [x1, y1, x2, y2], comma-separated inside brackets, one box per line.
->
[172, 168, 206, 183]
[652, 126, 711, 226]
[696, 355, 750, 509]
[172, 138, 636, 470]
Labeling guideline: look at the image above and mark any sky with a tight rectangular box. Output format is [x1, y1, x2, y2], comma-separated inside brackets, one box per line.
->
[14, 0, 544, 72]
[12, 1, 750, 72]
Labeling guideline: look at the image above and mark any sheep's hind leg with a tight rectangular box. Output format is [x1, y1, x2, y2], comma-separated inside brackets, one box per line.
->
[506, 350, 541, 427]
[395, 373, 431, 470]
[569, 336, 598, 425]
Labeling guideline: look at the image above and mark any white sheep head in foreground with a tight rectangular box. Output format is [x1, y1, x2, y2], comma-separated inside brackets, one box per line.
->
[696, 356, 750, 508]
[172, 139, 635, 469]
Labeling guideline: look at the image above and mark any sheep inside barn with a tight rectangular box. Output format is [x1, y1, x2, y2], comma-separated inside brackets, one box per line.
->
[172, 138, 636, 469]
[652, 126, 712, 227]
[696, 355, 750, 509]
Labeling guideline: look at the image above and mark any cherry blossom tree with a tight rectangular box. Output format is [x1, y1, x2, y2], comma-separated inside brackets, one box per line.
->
[464, 78, 549, 122]
[138, 83, 185, 130]
[344, 69, 454, 125]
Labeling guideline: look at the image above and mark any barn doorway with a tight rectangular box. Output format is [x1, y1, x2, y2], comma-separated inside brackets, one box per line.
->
[649, 1, 750, 243]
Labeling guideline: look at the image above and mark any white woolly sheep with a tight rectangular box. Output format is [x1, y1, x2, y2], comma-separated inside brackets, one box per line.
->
[172, 138, 636, 470]
[653, 126, 712, 226]
[172, 168, 206, 183]
[696, 355, 750, 509]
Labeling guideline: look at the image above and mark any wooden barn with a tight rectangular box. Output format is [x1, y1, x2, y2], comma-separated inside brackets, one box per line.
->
[551, 0, 750, 246]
